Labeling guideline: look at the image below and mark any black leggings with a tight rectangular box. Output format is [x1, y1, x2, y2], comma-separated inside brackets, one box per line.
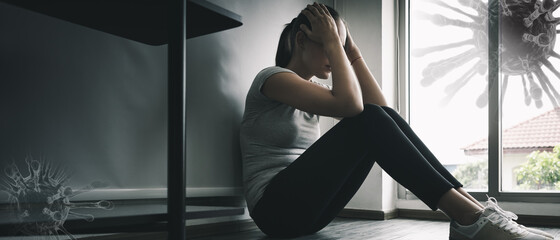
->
[250, 104, 462, 238]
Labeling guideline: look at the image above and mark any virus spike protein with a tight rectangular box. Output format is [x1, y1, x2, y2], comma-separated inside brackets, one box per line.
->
[414, 0, 559, 108]
[1, 159, 113, 238]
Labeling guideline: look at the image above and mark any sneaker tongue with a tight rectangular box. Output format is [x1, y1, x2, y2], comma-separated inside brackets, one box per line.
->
[483, 206, 496, 214]
[482, 206, 500, 218]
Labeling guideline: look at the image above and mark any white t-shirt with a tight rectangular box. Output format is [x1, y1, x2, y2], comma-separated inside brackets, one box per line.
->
[239, 66, 330, 213]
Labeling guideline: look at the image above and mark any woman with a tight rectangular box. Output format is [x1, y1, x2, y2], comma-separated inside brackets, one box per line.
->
[240, 3, 553, 239]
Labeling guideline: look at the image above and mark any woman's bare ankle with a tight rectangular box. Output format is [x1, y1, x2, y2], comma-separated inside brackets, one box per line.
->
[456, 210, 482, 226]
[456, 187, 484, 208]
[438, 189, 483, 226]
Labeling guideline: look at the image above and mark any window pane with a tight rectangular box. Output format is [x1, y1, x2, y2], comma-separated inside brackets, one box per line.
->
[409, 0, 489, 191]
[499, 0, 560, 192]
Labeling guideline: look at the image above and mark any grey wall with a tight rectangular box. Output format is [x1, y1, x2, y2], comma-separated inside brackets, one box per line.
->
[334, 0, 392, 211]
[0, 2, 168, 201]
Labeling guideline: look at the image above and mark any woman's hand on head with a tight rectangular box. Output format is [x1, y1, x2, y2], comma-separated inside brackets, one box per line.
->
[344, 28, 361, 61]
[300, 3, 340, 46]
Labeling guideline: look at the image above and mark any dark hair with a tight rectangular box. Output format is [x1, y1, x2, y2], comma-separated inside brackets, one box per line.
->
[275, 5, 342, 68]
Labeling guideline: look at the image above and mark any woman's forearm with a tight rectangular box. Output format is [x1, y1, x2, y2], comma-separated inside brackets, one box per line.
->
[348, 48, 387, 107]
[324, 41, 364, 114]
[352, 58, 387, 106]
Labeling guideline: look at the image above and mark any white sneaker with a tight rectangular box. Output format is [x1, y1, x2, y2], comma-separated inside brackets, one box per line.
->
[449, 200, 553, 240]
[484, 197, 555, 239]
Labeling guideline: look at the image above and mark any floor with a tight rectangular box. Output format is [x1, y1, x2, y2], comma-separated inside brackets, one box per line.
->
[1, 217, 558, 240]
[190, 217, 560, 240]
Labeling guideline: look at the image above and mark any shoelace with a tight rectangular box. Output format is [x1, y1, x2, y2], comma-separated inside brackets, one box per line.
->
[485, 196, 519, 221]
[482, 196, 526, 235]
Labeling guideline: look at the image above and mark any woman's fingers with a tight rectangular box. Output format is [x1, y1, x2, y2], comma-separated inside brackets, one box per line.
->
[300, 24, 311, 36]
[300, 9, 316, 29]
[312, 2, 326, 15]
[304, 3, 333, 21]
[306, 4, 321, 17]
[300, 2, 338, 44]
[317, 3, 331, 16]
[306, 2, 330, 17]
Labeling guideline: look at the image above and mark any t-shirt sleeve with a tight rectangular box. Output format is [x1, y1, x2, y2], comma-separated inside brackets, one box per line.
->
[249, 66, 296, 101]
[248, 67, 332, 102]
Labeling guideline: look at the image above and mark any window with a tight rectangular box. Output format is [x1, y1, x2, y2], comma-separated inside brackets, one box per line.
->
[407, 0, 560, 201]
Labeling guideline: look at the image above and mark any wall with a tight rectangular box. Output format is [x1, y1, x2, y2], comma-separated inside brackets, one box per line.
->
[0, 2, 168, 201]
[381, 0, 400, 212]
[334, 0, 398, 213]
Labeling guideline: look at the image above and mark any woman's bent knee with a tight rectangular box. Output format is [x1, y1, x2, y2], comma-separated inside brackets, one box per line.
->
[360, 104, 387, 118]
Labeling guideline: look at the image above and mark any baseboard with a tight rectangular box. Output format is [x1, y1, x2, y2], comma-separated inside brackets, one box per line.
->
[186, 196, 246, 207]
[397, 209, 450, 221]
[338, 208, 398, 220]
[187, 187, 244, 197]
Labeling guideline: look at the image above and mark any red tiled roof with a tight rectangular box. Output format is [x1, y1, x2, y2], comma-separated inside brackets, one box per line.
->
[463, 107, 560, 152]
